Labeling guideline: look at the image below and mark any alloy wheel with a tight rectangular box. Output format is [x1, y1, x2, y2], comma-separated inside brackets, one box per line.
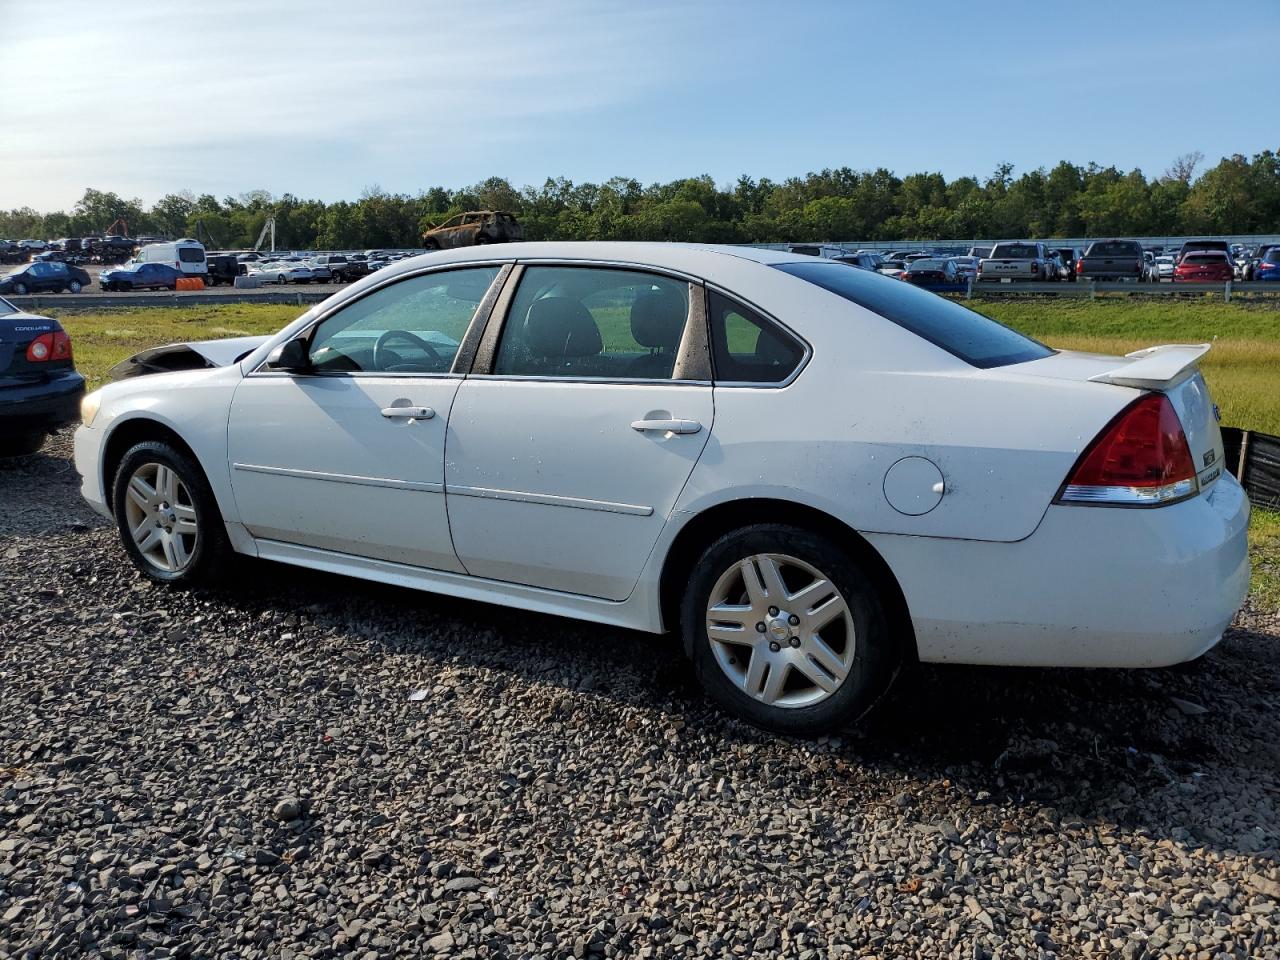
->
[123, 462, 200, 573]
[705, 553, 856, 709]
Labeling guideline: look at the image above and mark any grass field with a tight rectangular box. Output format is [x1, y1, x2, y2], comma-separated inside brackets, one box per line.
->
[37, 297, 1280, 608]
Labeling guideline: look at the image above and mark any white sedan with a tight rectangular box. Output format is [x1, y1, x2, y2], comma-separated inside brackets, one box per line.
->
[248, 262, 311, 285]
[73, 243, 1249, 735]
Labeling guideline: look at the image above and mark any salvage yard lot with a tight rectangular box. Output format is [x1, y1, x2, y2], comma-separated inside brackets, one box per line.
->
[3, 296, 1278, 956]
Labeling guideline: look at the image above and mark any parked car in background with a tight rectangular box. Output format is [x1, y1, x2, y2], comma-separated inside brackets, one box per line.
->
[833, 252, 882, 271]
[1, 296, 84, 456]
[876, 259, 908, 279]
[135, 240, 208, 278]
[310, 254, 367, 283]
[1043, 251, 1069, 281]
[17, 240, 48, 251]
[1255, 248, 1280, 281]
[977, 241, 1050, 282]
[1174, 239, 1232, 265]
[1054, 247, 1084, 281]
[967, 245, 993, 260]
[1077, 239, 1145, 282]
[1243, 244, 1280, 280]
[902, 258, 960, 288]
[248, 262, 312, 285]
[0, 261, 92, 294]
[204, 255, 245, 287]
[1152, 255, 1176, 281]
[422, 211, 523, 249]
[1173, 251, 1234, 283]
[99, 263, 184, 291]
[951, 256, 979, 282]
[72, 242, 1247, 735]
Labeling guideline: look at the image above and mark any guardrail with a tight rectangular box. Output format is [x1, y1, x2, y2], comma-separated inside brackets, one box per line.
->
[1223, 428, 1280, 509]
[966, 280, 1280, 300]
[5, 289, 337, 311]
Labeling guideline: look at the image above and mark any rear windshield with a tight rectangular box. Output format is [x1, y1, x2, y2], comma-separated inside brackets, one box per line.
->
[1184, 254, 1227, 264]
[1267, 250, 1280, 263]
[909, 260, 947, 270]
[775, 261, 1053, 369]
[1086, 241, 1142, 257]
[178, 247, 205, 263]
[989, 243, 1039, 259]
[1182, 240, 1229, 253]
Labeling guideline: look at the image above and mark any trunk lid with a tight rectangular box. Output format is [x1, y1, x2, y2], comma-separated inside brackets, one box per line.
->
[1011, 345, 1224, 494]
[0, 312, 60, 382]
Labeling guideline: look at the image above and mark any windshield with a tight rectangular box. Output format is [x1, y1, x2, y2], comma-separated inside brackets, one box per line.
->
[1087, 241, 1142, 257]
[775, 261, 1053, 368]
[989, 243, 1039, 259]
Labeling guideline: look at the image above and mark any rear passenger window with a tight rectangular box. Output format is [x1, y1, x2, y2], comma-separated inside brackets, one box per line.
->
[494, 267, 690, 380]
[708, 290, 805, 384]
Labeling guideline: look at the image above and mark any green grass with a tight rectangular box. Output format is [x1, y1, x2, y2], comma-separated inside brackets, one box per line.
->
[972, 298, 1280, 435]
[1251, 509, 1280, 611]
[38, 299, 1280, 609]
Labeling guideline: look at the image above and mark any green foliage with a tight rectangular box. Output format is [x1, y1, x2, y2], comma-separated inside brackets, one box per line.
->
[4, 151, 1280, 249]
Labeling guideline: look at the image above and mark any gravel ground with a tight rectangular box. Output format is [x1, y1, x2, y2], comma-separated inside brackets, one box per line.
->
[2, 432, 1279, 959]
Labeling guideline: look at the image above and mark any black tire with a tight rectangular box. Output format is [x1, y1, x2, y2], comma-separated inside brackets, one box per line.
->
[1, 433, 46, 457]
[68, 280, 82, 293]
[13, 282, 27, 295]
[681, 524, 898, 736]
[111, 440, 232, 585]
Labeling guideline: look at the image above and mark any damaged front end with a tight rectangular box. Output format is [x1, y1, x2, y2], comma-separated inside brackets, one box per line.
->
[107, 336, 270, 381]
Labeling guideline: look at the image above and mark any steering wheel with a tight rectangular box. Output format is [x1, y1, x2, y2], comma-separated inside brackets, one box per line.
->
[373, 329, 442, 371]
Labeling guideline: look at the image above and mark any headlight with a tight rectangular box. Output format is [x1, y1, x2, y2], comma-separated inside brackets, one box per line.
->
[80, 389, 103, 427]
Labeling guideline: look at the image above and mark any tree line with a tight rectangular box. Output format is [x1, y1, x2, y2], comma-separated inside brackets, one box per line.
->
[2, 151, 1278, 251]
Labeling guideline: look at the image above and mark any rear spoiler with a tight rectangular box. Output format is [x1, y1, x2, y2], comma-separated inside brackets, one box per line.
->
[1087, 343, 1210, 390]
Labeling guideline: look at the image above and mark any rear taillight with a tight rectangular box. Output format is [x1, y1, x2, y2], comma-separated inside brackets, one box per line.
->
[1076, 259, 1083, 273]
[1058, 394, 1197, 506]
[26, 331, 72, 363]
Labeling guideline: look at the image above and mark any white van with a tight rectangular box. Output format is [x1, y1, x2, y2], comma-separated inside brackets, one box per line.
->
[135, 239, 207, 277]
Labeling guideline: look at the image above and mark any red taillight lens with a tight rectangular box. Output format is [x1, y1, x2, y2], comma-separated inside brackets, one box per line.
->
[25, 331, 71, 363]
[1058, 394, 1198, 506]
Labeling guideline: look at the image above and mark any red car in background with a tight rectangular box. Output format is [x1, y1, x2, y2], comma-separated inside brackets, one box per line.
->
[1173, 250, 1234, 283]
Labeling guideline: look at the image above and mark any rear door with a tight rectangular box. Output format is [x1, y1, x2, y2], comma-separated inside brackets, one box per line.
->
[445, 264, 713, 600]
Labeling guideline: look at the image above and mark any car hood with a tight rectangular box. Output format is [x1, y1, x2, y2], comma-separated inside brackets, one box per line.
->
[108, 335, 271, 380]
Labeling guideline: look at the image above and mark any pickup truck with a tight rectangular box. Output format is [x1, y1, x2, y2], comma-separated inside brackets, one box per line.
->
[976, 241, 1051, 282]
[1076, 239, 1145, 282]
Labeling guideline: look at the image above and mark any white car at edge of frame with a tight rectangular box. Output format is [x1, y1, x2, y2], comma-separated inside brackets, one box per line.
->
[73, 242, 1251, 735]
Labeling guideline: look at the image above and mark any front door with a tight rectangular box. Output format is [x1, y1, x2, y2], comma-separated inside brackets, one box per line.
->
[227, 265, 505, 570]
[446, 265, 713, 601]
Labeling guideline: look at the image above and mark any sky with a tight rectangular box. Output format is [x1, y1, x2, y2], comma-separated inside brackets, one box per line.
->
[3, 0, 1278, 211]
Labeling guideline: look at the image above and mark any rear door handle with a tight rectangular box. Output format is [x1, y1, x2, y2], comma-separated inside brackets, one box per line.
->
[381, 406, 435, 420]
[631, 418, 702, 435]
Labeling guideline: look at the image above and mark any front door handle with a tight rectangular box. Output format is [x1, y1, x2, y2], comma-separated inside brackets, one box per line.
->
[380, 405, 435, 420]
[631, 418, 702, 435]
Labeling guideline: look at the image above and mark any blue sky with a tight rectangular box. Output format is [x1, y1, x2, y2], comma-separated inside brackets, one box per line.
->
[3, 0, 1277, 210]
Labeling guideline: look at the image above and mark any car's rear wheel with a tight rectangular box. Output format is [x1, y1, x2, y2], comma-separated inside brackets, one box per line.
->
[682, 524, 897, 736]
[1, 433, 46, 457]
[68, 280, 82, 293]
[13, 282, 27, 295]
[112, 441, 230, 585]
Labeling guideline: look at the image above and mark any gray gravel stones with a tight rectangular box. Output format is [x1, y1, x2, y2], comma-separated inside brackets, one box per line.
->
[2, 431, 1279, 958]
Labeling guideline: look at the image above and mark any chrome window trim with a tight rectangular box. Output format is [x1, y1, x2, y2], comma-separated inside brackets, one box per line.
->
[246, 261, 514, 378]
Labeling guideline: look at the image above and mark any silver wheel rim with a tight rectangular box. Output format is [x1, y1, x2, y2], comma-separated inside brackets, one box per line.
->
[123, 462, 199, 573]
[706, 553, 856, 709]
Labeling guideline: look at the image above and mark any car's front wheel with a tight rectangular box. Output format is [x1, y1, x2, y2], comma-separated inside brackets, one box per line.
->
[682, 524, 897, 736]
[112, 441, 231, 585]
[68, 280, 82, 293]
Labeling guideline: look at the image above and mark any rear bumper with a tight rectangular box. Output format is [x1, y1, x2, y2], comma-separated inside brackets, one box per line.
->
[0, 372, 84, 437]
[869, 474, 1251, 668]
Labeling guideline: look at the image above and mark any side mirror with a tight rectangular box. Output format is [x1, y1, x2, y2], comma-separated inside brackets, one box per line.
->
[265, 338, 311, 373]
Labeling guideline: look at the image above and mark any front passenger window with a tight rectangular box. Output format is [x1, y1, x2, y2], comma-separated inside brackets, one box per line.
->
[307, 266, 500, 374]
